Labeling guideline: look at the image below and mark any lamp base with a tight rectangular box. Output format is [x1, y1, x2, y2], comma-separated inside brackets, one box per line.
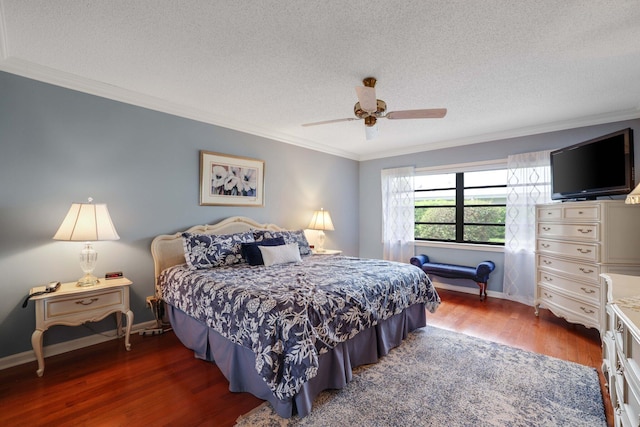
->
[316, 230, 326, 252]
[77, 273, 99, 287]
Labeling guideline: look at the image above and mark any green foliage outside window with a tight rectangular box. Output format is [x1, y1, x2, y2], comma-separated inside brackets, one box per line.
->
[415, 199, 506, 244]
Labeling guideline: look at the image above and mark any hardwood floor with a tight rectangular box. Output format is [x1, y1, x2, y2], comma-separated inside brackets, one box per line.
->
[0, 288, 612, 426]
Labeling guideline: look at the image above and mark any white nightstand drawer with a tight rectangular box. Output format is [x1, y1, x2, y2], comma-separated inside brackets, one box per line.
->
[46, 289, 124, 318]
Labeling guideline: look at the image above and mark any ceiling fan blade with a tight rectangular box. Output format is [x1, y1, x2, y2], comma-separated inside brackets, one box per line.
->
[302, 117, 358, 127]
[365, 123, 379, 140]
[355, 86, 377, 113]
[386, 108, 447, 120]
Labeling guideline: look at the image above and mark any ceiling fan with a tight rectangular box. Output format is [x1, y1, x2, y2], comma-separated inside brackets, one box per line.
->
[302, 77, 447, 140]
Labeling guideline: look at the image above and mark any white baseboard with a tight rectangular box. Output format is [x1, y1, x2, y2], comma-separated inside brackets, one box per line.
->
[431, 280, 506, 300]
[0, 320, 157, 372]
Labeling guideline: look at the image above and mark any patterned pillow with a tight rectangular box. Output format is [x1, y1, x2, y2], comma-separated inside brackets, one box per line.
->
[182, 231, 254, 269]
[253, 229, 312, 255]
[241, 237, 286, 266]
[259, 243, 302, 267]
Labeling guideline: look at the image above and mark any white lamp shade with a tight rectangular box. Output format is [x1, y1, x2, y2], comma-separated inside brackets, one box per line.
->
[53, 203, 120, 241]
[626, 183, 640, 204]
[308, 209, 335, 231]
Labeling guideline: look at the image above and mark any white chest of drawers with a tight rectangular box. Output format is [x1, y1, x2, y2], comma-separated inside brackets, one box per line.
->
[534, 200, 640, 333]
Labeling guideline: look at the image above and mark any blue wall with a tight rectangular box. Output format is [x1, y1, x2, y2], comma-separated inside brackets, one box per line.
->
[359, 119, 640, 294]
[0, 71, 359, 358]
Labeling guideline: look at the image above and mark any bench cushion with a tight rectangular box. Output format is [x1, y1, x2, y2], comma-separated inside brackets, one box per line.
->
[410, 255, 495, 283]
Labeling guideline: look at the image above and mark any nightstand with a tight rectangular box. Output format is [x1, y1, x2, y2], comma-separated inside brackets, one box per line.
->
[29, 277, 133, 377]
[312, 249, 342, 255]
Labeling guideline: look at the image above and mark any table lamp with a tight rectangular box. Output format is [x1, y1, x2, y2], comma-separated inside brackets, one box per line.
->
[53, 198, 120, 286]
[308, 208, 334, 253]
[626, 183, 640, 204]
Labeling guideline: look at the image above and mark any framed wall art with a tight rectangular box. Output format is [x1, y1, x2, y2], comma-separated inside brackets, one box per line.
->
[199, 151, 265, 206]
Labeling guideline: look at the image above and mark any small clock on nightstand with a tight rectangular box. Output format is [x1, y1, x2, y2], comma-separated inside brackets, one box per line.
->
[312, 249, 342, 255]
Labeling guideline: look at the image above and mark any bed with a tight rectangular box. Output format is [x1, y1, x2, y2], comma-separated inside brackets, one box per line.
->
[151, 216, 440, 418]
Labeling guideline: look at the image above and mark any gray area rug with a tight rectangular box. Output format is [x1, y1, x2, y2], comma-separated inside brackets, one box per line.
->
[235, 326, 606, 426]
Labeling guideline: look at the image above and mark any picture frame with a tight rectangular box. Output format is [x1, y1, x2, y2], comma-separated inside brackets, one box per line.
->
[199, 151, 265, 206]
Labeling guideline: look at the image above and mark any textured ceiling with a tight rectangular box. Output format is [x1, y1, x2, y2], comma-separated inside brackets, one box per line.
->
[1, 1, 639, 160]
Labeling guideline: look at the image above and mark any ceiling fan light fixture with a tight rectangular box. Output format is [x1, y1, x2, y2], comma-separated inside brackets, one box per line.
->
[364, 116, 377, 127]
[365, 123, 379, 140]
[301, 77, 447, 141]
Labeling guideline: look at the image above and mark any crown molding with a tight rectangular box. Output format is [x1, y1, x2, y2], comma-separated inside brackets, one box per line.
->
[1, 57, 638, 163]
[359, 108, 640, 161]
[0, 57, 361, 161]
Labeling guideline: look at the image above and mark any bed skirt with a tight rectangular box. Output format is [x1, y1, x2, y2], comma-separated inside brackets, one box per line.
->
[167, 303, 427, 418]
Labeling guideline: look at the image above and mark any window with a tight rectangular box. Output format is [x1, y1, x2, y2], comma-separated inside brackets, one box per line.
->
[415, 168, 507, 245]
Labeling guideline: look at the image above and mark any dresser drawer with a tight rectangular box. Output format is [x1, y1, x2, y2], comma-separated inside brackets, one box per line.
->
[537, 255, 600, 283]
[537, 238, 599, 262]
[537, 222, 599, 241]
[45, 289, 124, 319]
[537, 206, 562, 221]
[563, 205, 600, 220]
[537, 271, 599, 304]
[538, 285, 599, 324]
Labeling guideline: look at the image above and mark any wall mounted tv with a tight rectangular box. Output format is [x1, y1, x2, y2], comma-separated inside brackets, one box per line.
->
[550, 128, 635, 201]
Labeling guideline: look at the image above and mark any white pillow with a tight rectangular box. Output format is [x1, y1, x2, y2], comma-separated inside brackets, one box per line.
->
[258, 243, 302, 267]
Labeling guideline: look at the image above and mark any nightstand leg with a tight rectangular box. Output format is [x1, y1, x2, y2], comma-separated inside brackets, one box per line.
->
[124, 310, 133, 351]
[115, 312, 123, 337]
[31, 329, 44, 377]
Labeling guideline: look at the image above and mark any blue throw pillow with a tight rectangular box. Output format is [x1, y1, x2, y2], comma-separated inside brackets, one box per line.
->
[182, 231, 254, 269]
[241, 237, 286, 265]
[253, 230, 312, 256]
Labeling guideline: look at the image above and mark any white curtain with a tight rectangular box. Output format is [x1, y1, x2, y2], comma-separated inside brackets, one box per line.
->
[381, 166, 415, 262]
[503, 150, 552, 305]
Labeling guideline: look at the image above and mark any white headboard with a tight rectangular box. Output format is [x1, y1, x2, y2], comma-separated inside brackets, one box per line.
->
[150, 216, 284, 295]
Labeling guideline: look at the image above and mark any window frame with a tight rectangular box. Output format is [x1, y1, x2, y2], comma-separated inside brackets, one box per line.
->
[414, 160, 507, 246]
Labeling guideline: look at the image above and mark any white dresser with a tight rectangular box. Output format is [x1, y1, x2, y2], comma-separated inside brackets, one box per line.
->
[534, 200, 640, 333]
[602, 273, 640, 427]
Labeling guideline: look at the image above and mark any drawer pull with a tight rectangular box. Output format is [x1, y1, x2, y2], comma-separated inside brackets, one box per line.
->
[543, 260, 552, 265]
[580, 306, 594, 315]
[543, 292, 553, 299]
[542, 226, 551, 231]
[541, 243, 550, 248]
[576, 248, 591, 254]
[547, 212, 553, 215]
[578, 211, 584, 215]
[617, 360, 624, 375]
[576, 228, 592, 234]
[616, 320, 624, 334]
[544, 276, 552, 282]
[578, 267, 594, 274]
[75, 298, 99, 306]
[580, 287, 595, 294]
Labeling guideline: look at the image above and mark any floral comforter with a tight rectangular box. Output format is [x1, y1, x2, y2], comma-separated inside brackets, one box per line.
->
[159, 255, 440, 400]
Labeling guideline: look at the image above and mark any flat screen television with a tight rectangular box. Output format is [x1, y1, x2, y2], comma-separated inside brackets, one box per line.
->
[550, 128, 635, 201]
